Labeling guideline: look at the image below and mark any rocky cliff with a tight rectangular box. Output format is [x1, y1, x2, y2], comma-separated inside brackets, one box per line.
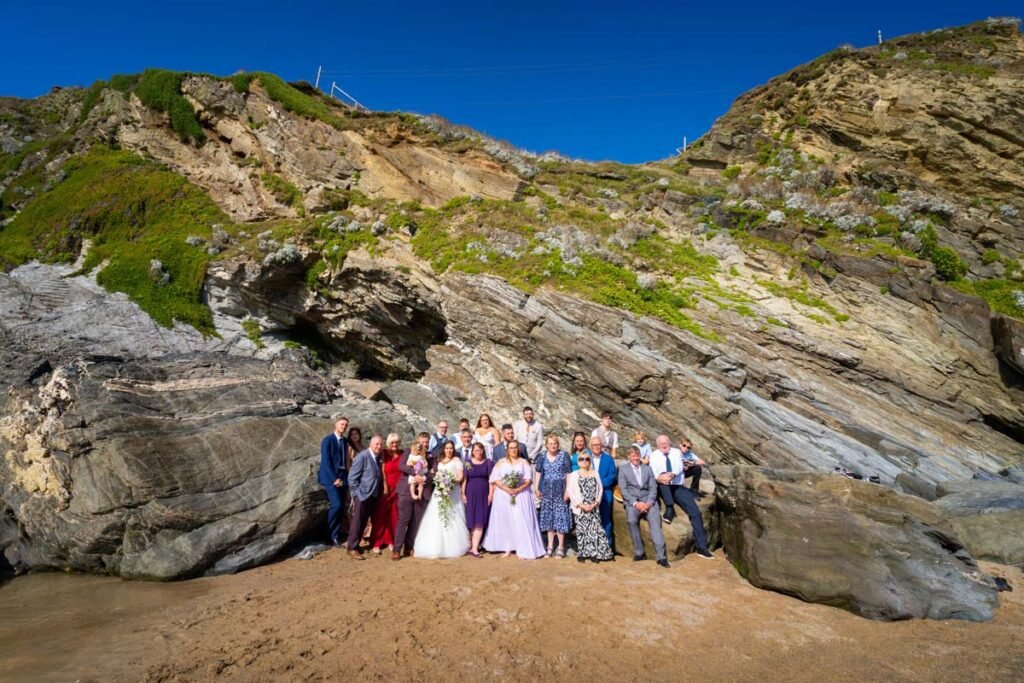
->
[1, 20, 1022, 600]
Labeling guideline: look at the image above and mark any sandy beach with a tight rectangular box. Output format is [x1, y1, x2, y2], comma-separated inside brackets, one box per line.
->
[1, 552, 1021, 683]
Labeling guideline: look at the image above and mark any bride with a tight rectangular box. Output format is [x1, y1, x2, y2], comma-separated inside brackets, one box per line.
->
[414, 441, 470, 558]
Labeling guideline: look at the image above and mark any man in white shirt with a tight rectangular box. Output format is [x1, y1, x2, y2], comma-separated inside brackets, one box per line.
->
[592, 410, 622, 503]
[649, 435, 714, 559]
[428, 420, 452, 453]
[513, 406, 544, 463]
[618, 445, 669, 567]
[456, 429, 474, 463]
[591, 410, 619, 457]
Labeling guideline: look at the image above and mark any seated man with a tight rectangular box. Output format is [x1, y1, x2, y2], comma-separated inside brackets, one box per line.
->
[618, 445, 670, 568]
[679, 437, 706, 498]
[649, 435, 714, 559]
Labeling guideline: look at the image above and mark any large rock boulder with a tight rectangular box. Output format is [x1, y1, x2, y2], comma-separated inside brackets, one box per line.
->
[714, 466, 999, 621]
[0, 351, 421, 580]
[0, 353, 326, 579]
[933, 479, 1024, 568]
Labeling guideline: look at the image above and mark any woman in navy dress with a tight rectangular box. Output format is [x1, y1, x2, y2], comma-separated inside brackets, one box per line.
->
[461, 442, 494, 557]
[534, 434, 573, 558]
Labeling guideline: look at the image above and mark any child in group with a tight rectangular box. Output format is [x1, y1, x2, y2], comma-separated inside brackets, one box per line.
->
[406, 444, 428, 500]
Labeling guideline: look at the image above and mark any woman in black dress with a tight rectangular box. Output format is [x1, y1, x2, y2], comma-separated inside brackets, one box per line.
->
[565, 450, 613, 562]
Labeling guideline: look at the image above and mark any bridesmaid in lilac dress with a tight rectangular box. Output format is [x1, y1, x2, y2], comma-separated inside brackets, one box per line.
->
[461, 442, 494, 557]
[482, 441, 546, 559]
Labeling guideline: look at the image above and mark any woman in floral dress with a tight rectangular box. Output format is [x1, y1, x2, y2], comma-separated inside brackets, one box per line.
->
[534, 435, 573, 558]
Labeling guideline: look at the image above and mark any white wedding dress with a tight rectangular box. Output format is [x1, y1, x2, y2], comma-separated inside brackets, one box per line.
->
[413, 459, 470, 559]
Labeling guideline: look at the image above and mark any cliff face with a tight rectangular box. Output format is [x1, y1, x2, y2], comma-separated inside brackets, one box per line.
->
[1, 23, 1022, 580]
[688, 18, 1024, 263]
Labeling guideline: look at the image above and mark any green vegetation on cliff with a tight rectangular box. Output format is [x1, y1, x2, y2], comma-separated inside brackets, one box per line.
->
[0, 146, 225, 333]
[951, 278, 1024, 318]
[80, 69, 205, 143]
[407, 194, 720, 339]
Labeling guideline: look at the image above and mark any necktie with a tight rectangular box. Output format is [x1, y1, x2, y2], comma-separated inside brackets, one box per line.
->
[665, 452, 674, 477]
[463, 447, 469, 461]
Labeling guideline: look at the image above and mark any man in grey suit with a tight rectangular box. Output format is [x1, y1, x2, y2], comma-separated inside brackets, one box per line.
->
[618, 444, 670, 568]
[345, 434, 384, 559]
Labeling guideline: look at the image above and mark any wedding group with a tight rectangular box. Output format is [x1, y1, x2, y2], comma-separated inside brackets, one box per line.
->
[317, 408, 715, 568]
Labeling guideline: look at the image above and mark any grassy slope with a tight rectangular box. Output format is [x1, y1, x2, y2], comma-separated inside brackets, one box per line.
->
[0, 147, 226, 333]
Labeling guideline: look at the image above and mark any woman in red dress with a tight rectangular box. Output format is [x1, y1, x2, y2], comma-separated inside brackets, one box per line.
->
[369, 433, 403, 554]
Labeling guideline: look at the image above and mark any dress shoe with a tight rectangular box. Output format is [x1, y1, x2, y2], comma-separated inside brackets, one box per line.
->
[391, 551, 400, 561]
[348, 550, 365, 561]
[633, 554, 647, 562]
[657, 558, 671, 568]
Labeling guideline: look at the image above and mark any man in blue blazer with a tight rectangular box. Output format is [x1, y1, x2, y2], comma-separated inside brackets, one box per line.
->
[492, 423, 527, 462]
[345, 434, 384, 559]
[318, 417, 350, 546]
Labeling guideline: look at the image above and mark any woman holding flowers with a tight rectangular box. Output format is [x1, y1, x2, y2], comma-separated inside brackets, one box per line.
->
[413, 441, 469, 558]
[482, 441, 546, 559]
[461, 442, 494, 557]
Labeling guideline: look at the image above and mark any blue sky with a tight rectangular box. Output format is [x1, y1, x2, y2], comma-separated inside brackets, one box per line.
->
[2, 1, 1020, 162]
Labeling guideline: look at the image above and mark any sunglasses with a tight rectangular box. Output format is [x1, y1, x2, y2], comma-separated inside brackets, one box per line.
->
[578, 457, 591, 462]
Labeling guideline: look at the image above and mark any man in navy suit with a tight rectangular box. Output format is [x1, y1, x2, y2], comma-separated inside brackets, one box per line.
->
[318, 417, 349, 546]
[492, 423, 527, 462]
[346, 434, 384, 559]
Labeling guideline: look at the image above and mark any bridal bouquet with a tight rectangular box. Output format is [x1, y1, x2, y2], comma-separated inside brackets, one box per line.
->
[502, 471, 522, 506]
[434, 469, 456, 529]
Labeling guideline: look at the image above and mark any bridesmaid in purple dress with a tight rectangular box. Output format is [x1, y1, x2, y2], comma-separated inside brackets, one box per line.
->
[461, 442, 494, 557]
[482, 441, 546, 559]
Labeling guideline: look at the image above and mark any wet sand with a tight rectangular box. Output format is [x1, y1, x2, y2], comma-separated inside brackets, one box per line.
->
[1, 555, 1022, 683]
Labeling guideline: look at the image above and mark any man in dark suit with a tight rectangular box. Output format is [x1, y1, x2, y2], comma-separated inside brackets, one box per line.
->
[346, 434, 384, 559]
[650, 435, 714, 560]
[317, 416, 349, 546]
[455, 429, 475, 463]
[619, 445, 669, 568]
[393, 432, 437, 560]
[492, 423, 527, 462]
